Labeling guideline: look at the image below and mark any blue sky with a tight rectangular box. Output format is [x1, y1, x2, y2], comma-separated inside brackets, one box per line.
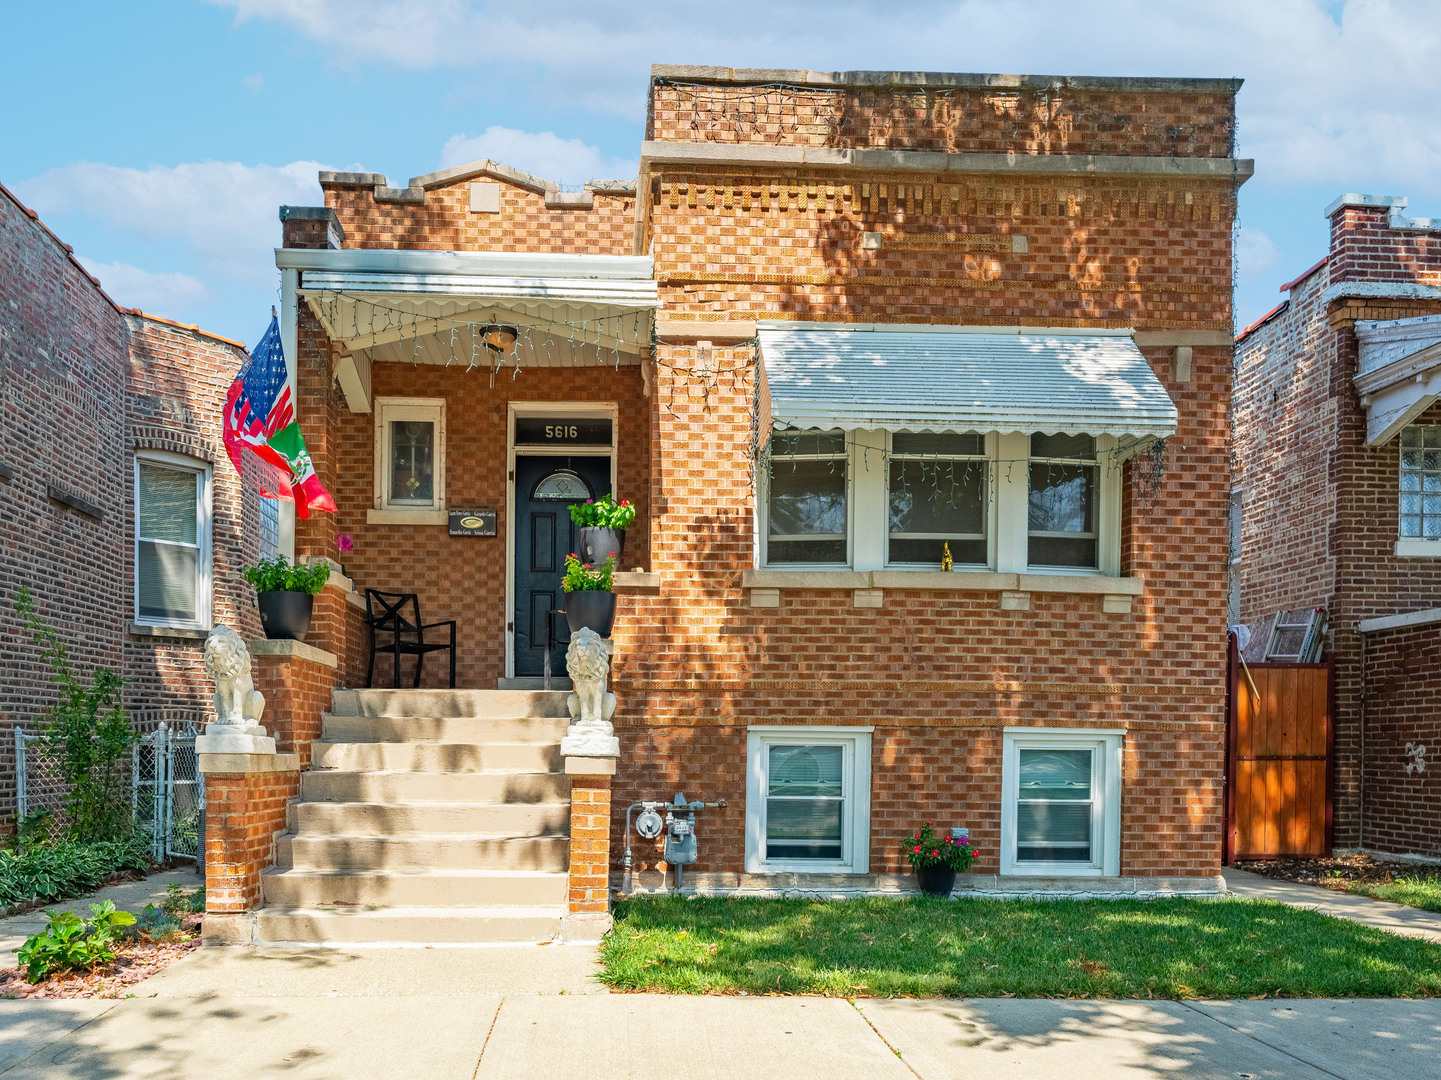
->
[4, 0, 1439, 348]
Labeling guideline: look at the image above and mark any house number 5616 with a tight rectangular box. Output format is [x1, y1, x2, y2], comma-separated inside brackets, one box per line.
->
[545, 425, 579, 439]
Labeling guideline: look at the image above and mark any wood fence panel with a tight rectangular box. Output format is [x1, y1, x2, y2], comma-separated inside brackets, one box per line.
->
[1227, 658, 1331, 860]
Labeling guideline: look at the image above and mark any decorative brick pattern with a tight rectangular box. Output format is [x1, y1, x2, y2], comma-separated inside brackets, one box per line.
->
[568, 774, 613, 914]
[203, 767, 300, 913]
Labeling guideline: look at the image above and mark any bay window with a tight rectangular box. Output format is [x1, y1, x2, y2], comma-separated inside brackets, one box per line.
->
[1028, 433, 1099, 569]
[888, 433, 988, 566]
[135, 454, 211, 630]
[764, 431, 848, 564]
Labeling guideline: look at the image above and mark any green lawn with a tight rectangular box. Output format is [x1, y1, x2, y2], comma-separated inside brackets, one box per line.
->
[600, 896, 1441, 999]
[1344, 875, 1441, 914]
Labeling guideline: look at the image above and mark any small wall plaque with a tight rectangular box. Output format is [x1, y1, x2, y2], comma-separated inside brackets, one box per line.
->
[448, 509, 497, 537]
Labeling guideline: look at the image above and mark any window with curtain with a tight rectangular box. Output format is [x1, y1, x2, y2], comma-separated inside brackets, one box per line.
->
[136, 460, 207, 626]
[389, 420, 436, 505]
[765, 431, 848, 564]
[1015, 748, 1094, 863]
[888, 432, 987, 565]
[1028, 433, 1099, 568]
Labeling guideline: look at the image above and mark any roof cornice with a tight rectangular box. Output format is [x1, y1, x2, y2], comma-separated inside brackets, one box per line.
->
[651, 66, 1244, 95]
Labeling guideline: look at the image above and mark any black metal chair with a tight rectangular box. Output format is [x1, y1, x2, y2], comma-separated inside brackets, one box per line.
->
[364, 590, 456, 689]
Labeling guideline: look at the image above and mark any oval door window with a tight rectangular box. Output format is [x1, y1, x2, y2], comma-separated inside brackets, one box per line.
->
[531, 469, 592, 502]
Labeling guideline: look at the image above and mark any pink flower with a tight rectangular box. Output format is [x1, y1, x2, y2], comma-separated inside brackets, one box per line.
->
[336, 533, 353, 553]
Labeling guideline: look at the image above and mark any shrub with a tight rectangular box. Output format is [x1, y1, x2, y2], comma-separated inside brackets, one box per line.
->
[568, 494, 637, 530]
[240, 555, 331, 594]
[903, 821, 979, 873]
[0, 835, 152, 909]
[17, 901, 136, 983]
[15, 587, 137, 841]
[123, 903, 185, 944]
[162, 882, 205, 916]
[562, 552, 617, 593]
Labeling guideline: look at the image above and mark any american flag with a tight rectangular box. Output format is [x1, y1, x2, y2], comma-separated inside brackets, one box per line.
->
[223, 315, 335, 518]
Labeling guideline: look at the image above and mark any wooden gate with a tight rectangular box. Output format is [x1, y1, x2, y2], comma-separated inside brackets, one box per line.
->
[1225, 641, 1334, 861]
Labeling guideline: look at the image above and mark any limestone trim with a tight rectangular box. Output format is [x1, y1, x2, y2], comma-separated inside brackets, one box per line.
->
[1358, 606, 1441, 634]
[741, 568, 1145, 595]
[650, 65, 1245, 96]
[248, 638, 339, 668]
[198, 752, 300, 774]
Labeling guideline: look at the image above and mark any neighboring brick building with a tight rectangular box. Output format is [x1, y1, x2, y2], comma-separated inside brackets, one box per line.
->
[0, 181, 262, 827]
[272, 66, 1250, 896]
[1234, 193, 1441, 858]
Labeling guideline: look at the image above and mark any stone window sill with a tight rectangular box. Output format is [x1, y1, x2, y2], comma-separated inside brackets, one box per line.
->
[1395, 539, 1441, 557]
[366, 508, 447, 525]
[127, 621, 208, 641]
[740, 569, 1142, 613]
[613, 571, 661, 589]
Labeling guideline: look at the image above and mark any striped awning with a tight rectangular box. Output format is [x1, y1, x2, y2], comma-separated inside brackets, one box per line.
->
[758, 324, 1178, 441]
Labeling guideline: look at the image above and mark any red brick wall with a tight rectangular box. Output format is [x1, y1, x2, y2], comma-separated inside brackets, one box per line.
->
[123, 316, 262, 732]
[1234, 203, 1441, 846]
[0, 185, 127, 824]
[1361, 622, 1441, 858]
[203, 766, 299, 912]
[251, 653, 335, 770]
[568, 774, 612, 913]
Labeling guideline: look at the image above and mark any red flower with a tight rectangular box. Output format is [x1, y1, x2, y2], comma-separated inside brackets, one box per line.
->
[930, 850, 938, 857]
[912, 845, 920, 854]
[608, 551, 616, 557]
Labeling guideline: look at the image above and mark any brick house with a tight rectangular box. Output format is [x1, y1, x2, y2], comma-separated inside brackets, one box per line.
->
[0, 180, 263, 827]
[1234, 193, 1441, 859]
[237, 65, 1251, 941]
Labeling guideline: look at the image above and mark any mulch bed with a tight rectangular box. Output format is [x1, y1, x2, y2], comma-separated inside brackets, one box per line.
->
[0, 916, 202, 999]
[1234, 852, 1441, 890]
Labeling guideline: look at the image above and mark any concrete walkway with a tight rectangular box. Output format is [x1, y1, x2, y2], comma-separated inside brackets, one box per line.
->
[0, 939, 1438, 1078]
[1224, 867, 1441, 944]
[0, 868, 199, 971]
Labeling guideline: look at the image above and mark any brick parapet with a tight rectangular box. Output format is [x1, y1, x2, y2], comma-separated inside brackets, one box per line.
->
[202, 764, 300, 914]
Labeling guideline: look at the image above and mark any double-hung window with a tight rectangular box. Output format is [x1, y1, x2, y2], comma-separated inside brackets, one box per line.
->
[135, 454, 211, 630]
[373, 398, 446, 520]
[1028, 433, 1100, 569]
[745, 728, 871, 873]
[764, 431, 848, 565]
[888, 433, 989, 566]
[1001, 729, 1121, 876]
[1399, 425, 1441, 542]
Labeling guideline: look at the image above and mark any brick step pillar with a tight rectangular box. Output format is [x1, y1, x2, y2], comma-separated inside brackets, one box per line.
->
[564, 756, 616, 940]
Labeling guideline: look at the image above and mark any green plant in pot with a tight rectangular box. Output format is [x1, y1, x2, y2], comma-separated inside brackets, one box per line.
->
[569, 494, 636, 568]
[904, 821, 978, 896]
[562, 552, 617, 637]
[241, 556, 331, 642]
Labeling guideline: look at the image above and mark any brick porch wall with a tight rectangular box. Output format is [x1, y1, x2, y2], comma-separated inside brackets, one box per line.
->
[203, 764, 300, 913]
[1361, 623, 1441, 858]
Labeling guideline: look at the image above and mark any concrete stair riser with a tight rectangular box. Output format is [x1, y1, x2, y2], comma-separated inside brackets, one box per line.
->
[310, 740, 562, 774]
[320, 714, 570, 745]
[256, 907, 563, 944]
[295, 801, 571, 836]
[301, 770, 570, 804]
[331, 688, 570, 719]
[287, 834, 570, 872]
[261, 869, 569, 907]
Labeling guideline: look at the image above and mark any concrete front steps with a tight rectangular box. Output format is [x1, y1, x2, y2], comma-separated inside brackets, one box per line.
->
[257, 688, 574, 945]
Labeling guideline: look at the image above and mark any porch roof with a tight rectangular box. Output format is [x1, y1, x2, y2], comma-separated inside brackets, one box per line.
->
[757, 323, 1179, 442]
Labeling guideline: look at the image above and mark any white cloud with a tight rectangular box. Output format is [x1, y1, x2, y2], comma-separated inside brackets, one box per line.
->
[243, 73, 264, 92]
[75, 258, 211, 313]
[439, 127, 636, 185]
[209, 0, 1441, 204]
[15, 160, 327, 288]
[1235, 227, 1283, 284]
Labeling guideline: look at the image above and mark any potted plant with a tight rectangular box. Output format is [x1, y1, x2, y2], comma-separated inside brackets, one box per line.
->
[904, 822, 979, 897]
[569, 494, 636, 567]
[561, 552, 617, 637]
[241, 555, 331, 642]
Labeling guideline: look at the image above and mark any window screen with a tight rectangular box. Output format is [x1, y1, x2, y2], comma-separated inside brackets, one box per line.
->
[1028, 433, 1098, 568]
[137, 463, 200, 624]
[888, 432, 987, 565]
[765, 744, 844, 861]
[1015, 747, 1093, 863]
[767, 432, 847, 564]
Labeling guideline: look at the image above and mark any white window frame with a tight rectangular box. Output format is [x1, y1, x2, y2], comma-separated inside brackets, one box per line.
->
[885, 431, 996, 569]
[759, 430, 853, 568]
[1022, 433, 1120, 575]
[1001, 728, 1123, 877]
[745, 726, 872, 874]
[1396, 425, 1441, 556]
[133, 450, 212, 631]
[372, 397, 446, 524]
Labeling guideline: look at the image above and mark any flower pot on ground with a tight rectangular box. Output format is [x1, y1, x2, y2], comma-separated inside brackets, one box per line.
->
[562, 552, 617, 637]
[241, 556, 331, 642]
[905, 821, 978, 897]
[569, 495, 636, 567]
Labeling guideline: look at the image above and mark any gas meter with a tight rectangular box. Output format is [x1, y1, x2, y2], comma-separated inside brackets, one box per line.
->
[663, 797, 697, 866]
[622, 792, 727, 891]
[634, 805, 664, 840]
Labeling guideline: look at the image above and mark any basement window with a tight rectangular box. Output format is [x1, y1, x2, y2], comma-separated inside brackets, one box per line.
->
[1001, 729, 1122, 877]
[745, 727, 871, 874]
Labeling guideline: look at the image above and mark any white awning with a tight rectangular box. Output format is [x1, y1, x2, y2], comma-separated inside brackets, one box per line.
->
[757, 324, 1179, 441]
[1355, 314, 1441, 445]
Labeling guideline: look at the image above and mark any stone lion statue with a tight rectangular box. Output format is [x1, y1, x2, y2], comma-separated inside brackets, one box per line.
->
[566, 627, 615, 728]
[205, 624, 265, 727]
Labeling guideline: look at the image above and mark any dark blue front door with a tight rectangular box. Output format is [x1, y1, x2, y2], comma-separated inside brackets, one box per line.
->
[513, 455, 612, 677]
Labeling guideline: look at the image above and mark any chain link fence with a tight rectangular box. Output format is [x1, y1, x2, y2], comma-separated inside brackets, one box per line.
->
[15, 725, 204, 862]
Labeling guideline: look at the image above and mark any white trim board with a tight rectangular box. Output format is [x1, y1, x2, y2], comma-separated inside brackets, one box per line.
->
[1358, 607, 1441, 635]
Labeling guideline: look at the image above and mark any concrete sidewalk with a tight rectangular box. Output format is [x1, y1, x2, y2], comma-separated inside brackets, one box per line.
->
[1224, 867, 1441, 944]
[1, 939, 1438, 1079]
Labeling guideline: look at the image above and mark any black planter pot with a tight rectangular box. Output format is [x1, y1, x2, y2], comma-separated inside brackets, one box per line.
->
[564, 589, 617, 637]
[257, 590, 314, 642]
[915, 864, 957, 897]
[577, 526, 625, 567]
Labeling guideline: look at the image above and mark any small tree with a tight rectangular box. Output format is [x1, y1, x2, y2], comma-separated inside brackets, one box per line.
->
[15, 587, 137, 842]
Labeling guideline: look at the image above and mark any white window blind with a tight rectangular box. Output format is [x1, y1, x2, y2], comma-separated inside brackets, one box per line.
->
[136, 460, 206, 626]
